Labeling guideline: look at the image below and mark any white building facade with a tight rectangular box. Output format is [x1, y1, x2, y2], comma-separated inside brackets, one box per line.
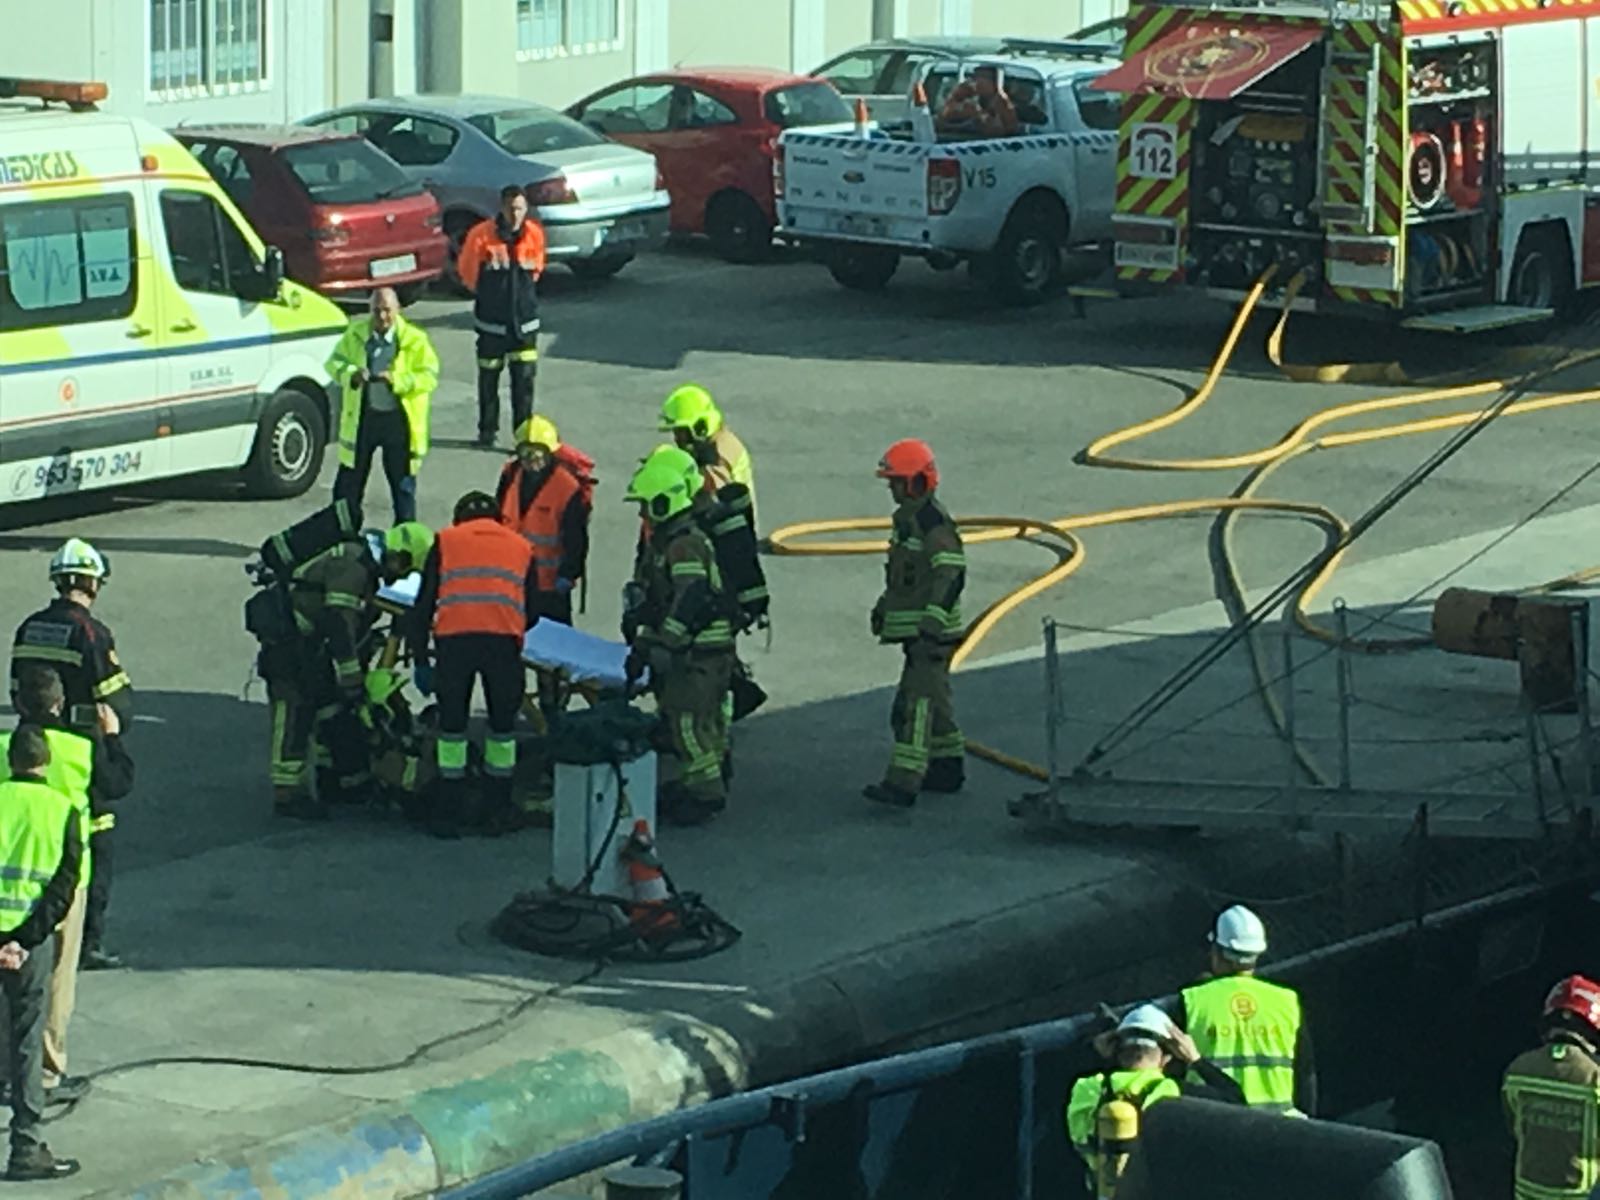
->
[0, 0, 1121, 126]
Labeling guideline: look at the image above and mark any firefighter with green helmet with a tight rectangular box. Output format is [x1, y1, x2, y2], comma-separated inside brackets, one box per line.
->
[659, 383, 754, 507]
[623, 447, 736, 826]
[1172, 905, 1317, 1116]
[1067, 1004, 1245, 1198]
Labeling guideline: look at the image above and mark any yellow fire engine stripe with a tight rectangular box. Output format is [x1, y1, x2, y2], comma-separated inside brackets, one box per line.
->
[1118, 175, 1161, 213]
[1144, 176, 1189, 219]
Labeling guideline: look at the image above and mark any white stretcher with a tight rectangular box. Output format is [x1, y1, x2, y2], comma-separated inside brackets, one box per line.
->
[376, 573, 636, 692]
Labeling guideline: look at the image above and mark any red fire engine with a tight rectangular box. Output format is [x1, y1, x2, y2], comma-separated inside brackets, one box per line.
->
[1100, 0, 1600, 330]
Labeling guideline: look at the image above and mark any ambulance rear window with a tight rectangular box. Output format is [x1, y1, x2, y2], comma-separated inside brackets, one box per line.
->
[0, 194, 136, 332]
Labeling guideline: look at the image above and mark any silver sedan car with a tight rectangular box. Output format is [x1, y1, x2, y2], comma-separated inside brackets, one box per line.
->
[300, 93, 671, 283]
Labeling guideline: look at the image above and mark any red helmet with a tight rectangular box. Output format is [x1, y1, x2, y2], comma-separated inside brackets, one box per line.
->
[1543, 975, 1600, 1033]
[876, 438, 938, 494]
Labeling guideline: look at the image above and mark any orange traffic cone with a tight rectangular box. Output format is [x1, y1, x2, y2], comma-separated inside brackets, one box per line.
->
[912, 81, 928, 109]
[621, 819, 678, 937]
[854, 96, 870, 138]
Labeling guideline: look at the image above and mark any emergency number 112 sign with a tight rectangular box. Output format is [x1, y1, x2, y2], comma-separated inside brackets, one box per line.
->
[1130, 123, 1178, 180]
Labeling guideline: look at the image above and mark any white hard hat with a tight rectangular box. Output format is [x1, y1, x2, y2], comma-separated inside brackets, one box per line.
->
[48, 538, 109, 583]
[1117, 1003, 1174, 1046]
[1211, 904, 1268, 958]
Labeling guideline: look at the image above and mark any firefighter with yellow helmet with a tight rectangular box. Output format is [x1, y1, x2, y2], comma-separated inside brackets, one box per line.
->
[494, 415, 595, 626]
[1067, 1004, 1245, 1199]
[659, 384, 754, 510]
[622, 447, 736, 826]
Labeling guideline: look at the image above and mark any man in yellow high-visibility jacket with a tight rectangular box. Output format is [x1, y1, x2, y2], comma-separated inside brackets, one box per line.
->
[1170, 904, 1316, 1116]
[326, 286, 440, 523]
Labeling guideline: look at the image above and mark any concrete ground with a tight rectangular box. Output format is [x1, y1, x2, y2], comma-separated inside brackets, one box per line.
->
[1, 241, 1599, 1195]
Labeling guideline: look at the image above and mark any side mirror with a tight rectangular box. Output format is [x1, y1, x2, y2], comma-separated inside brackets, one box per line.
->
[237, 245, 285, 303]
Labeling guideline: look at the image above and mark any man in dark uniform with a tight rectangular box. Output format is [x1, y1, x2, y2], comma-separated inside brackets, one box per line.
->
[9, 538, 129, 971]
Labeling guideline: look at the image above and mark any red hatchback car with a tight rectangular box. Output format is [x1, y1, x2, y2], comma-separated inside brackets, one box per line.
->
[174, 125, 447, 302]
[567, 69, 851, 261]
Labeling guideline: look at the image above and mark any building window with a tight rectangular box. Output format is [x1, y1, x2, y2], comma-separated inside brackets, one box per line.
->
[516, 0, 621, 59]
[150, 0, 267, 96]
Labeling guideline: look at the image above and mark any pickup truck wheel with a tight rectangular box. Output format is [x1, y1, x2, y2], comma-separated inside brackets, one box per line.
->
[706, 192, 772, 263]
[244, 388, 325, 499]
[827, 245, 899, 291]
[991, 203, 1065, 306]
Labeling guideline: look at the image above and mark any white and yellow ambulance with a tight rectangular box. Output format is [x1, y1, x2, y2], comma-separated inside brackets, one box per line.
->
[0, 77, 347, 505]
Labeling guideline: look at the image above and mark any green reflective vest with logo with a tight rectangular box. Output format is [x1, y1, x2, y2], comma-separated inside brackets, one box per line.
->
[1183, 976, 1301, 1111]
[1504, 1042, 1600, 1199]
[0, 728, 93, 891]
[0, 778, 72, 924]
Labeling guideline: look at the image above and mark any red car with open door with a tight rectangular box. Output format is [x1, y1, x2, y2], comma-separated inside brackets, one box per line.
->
[567, 69, 852, 262]
[174, 124, 447, 303]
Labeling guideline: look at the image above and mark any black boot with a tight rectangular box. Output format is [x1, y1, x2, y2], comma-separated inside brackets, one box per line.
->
[7, 1144, 79, 1181]
[863, 781, 917, 808]
[922, 757, 966, 794]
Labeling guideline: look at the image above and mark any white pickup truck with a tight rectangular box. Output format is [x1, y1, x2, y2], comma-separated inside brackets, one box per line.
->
[775, 50, 1121, 304]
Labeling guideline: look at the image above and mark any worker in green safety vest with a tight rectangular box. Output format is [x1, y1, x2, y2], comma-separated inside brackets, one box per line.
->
[1, 665, 132, 1110]
[0, 726, 85, 1180]
[1169, 904, 1316, 1116]
[1504, 974, 1600, 1200]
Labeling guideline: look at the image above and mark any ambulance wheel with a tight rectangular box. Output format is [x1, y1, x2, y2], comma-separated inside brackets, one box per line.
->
[990, 196, 1065, 306]
[827, 244, 898, 291]
[1508, 225, 1574, 315]
[245, 388, 325, 499]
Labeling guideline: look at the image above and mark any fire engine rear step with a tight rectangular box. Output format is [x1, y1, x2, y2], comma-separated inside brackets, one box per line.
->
[1401, 304, 1553, 333]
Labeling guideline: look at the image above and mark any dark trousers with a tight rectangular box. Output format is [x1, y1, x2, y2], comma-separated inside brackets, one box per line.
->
[434, 634, 524, 825]
[334, 407, 416, 522]
[3, 933, 53, 1151]
[476, 334, 536, 441]
[82, 827, 112, 953]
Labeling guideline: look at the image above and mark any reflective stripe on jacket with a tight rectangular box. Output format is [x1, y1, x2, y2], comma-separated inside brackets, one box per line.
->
[459, 216, 545, 342]
[290, 542, 378, 694]
[327, 315, 440, 473]
[635, 517, 734, 653]
[434, 519, 534, 640]
[876, 494, 965, 644]
[1182, 976, 1302, 1111]
[498, 463, 581, 591]
[0, 728, 93, 890]
[1505, 1041, 1600, 1199]
[0, 779, 71, 921]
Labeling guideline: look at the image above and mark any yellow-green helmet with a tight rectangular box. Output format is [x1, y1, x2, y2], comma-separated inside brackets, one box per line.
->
[514, 414, 560, 450]
[383, 521, 434, 566]
[625, 445, 698, 524]
[659, 384, 723, 439]
[365, 667, 406, 708]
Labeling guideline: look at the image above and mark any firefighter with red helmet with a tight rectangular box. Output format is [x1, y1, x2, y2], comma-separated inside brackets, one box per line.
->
[864, 439, 966, 808]
[1504, 974, 1600, 1199]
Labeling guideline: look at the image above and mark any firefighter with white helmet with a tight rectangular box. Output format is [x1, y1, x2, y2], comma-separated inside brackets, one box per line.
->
[1067, 1003, 1244, 1198]
[9, 539, 131, 973]
[1170, 904, 1317, 1115]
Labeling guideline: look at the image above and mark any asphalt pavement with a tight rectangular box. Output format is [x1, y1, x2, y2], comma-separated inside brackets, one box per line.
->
[1, 240, 1599, 1195]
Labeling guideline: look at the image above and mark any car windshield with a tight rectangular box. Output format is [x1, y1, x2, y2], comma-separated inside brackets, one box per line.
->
[279, 138, 422, 204]
[764, 83, 852, 128]
[466, 108, 604, 156]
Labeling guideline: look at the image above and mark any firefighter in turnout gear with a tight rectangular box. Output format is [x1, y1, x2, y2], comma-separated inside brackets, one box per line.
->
[624, 449, 736, 826]
[459, 185, 546, 448]
[261, 519, 380, 818]
[1172, 905, 1316, 1115]
[494, 414, 593, 626]
[1067, 1005, 1244, 1198]
[1504, 975, 1600, 1199]
[864, 439, 966, 808]
[9, 539, 130, 971]
[659, 384, 755, 509]
[409, 492, 539, 838]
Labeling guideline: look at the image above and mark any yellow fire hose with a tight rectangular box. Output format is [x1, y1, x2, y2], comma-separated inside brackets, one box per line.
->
[767, 269, 1600, 785]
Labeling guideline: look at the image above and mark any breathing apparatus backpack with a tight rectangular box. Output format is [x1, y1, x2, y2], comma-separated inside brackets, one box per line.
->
[700, 482, 768, 633]
[1091, 1075, 1166, 1200]
[244, 499, 365, 646]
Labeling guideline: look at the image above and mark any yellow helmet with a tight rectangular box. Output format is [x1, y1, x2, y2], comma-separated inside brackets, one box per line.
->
[514, 414, 561, 450]
[625, 445, 698, 524]
[383, 521, 434, 566]
[659, 384, 723, 439]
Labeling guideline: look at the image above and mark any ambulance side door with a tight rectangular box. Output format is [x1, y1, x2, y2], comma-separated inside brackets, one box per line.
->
[149, 183, 270, 471]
